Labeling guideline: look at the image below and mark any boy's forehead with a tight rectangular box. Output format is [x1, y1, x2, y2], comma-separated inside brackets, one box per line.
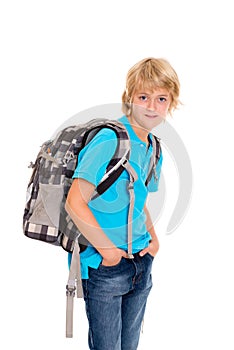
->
[133, 79, 169, 93]
[135, 86, 170, 95]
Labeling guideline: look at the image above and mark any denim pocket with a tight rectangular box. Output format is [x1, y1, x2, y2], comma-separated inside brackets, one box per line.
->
[100, 256, 125, 270]
[146, 252, 155, 261]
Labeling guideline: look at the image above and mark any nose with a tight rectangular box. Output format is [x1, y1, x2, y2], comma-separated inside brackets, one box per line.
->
[147, 98, 156, 111]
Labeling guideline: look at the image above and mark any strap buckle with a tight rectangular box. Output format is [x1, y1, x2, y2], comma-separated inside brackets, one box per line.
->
[66, 284, 76, 297]
[127, 254, 134, 259]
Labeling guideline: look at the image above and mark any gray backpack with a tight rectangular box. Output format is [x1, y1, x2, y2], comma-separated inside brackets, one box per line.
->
[23, 118, 161, 337]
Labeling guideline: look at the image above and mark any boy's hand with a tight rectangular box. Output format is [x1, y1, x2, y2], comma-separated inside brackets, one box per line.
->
[139, 239, 159, 258]
[101, 247, 128, 267]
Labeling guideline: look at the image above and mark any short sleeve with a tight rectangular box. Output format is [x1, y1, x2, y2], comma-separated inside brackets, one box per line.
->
[147, 152, 163, 192]
[72, 128, 118, 187]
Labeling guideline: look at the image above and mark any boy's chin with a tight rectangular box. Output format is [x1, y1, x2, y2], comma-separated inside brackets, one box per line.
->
[146, 117, 165, 130]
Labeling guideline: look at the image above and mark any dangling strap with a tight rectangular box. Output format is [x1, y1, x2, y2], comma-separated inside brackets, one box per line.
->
[65, 160, 137, 337]
[122, 161, 138, 258]
[66, 239, 83, 338]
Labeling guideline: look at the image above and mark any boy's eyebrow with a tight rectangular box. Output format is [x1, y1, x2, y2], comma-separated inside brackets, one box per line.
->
[136, 91, 151, 95]
[137, 91, 170, 96]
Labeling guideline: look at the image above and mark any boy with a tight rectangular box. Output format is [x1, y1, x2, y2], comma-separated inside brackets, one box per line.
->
[66, 57, 180, 349]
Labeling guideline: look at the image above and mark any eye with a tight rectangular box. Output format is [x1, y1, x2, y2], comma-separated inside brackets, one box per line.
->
[158, 97, 167, 103]
[139, 95, 148, 101]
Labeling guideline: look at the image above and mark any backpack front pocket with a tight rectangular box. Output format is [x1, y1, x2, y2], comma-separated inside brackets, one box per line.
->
[29, 183, 64, 228]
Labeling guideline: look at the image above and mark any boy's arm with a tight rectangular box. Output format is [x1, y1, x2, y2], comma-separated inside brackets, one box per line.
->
[65, 178, 128, 265]
[139, 204, 160, 257]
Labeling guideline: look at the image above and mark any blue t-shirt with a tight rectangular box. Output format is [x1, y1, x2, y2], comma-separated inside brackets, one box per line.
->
[69, 116, 163, 278]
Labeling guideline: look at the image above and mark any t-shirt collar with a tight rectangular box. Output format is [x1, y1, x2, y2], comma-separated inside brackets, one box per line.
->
[119, 115, 152, 147]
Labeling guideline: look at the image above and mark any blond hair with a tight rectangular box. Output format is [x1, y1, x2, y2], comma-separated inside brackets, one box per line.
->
[122, 57, 180, 115]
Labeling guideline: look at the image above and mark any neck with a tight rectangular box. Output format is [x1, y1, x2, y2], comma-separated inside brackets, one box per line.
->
[132, 125, 149, 143]
[128, 116, 149, 143]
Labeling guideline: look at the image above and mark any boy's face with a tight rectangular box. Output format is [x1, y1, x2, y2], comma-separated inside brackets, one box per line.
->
[130, 87, 171, 132]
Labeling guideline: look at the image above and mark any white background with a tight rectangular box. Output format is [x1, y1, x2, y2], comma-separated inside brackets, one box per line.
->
[1, 1, 233, 349]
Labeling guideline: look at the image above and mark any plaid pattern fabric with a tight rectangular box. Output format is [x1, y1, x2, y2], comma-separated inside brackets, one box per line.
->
[23, 118, 161, 253]
[23, 119, 132, 252]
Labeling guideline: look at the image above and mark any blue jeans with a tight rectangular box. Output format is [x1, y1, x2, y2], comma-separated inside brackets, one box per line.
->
[82, 252, 154, 350]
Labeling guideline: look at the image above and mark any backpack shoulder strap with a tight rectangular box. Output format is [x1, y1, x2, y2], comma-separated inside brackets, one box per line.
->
[90, 120, 131, 198]
[145, 134, 161, 187]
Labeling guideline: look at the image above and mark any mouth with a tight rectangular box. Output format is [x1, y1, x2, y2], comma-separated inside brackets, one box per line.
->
[145, 114, 159, 119]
